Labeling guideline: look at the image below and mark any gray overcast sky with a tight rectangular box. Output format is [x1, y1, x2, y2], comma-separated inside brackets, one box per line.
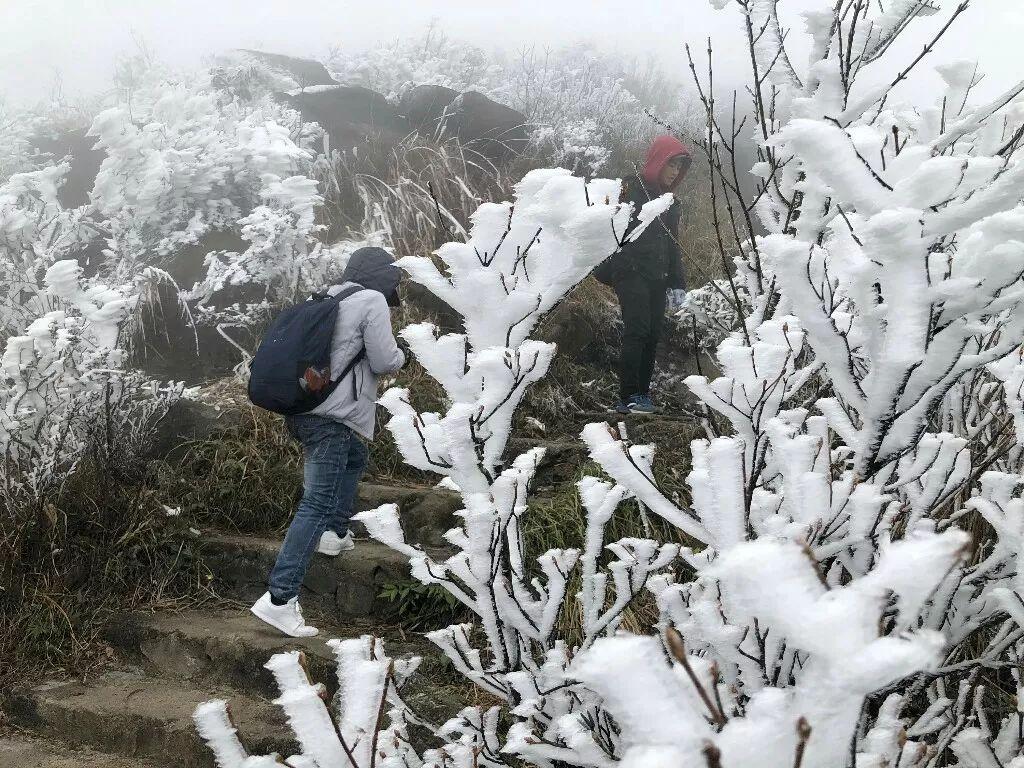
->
[1, 0, 1022, 108]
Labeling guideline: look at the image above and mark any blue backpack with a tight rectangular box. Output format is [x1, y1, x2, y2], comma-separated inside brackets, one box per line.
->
[248, 286, 365, 415]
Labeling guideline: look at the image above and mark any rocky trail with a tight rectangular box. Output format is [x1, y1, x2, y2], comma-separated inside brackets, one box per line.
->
[1, 476, 469, 767]
[0, 419, 642, 767]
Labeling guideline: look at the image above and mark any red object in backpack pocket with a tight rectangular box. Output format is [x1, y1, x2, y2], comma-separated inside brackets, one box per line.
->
[303, 366, 330, 393]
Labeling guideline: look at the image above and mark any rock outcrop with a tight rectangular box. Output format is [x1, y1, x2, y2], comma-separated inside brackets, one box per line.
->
[236, 49, 337, 88]
[32, 128, 105, 208]
[399, 84, 529, 159]
[281, 85, 413, 154]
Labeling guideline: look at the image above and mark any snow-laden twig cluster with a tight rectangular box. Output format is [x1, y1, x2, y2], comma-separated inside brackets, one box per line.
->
[196, 2, 1024, 767]
[194, 168, 676, 766]
[195, 636, 424, 768]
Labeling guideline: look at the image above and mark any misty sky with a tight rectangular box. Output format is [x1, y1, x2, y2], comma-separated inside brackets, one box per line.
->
[2, 0, 1022, 108]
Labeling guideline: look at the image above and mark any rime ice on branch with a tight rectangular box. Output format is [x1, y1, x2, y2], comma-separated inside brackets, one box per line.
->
[565, 0, 1024, 765]
[382, 168, 669, 490]
[195, 167, 675, 767]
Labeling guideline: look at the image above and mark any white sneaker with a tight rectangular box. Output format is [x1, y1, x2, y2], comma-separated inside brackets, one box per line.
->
[250, 592, 319, 637]
[317, 530, 355, 556]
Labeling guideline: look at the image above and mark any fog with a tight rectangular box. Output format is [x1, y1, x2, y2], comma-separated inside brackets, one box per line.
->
[2, 0, 1021, 109]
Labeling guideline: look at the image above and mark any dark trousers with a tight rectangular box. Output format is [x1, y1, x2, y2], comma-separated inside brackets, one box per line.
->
[614, 276, 666, 401]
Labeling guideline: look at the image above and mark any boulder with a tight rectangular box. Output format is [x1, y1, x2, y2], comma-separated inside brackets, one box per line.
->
[32, 128, 105, 208]
[281, 85, 413, 155]
[162, 228, 249, 288]
[135, 279, 255, 385]
[144, 396, 242, 460]
[400, 84, 461, 137]
[399, 85, 529, 160]
[452, 91, 530, 159]
[236, 49, 337, 89]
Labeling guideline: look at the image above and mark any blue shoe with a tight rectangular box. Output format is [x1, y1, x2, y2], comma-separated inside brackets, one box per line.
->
[642, 395, 665, 413]
[613, 400, 632, 415]
[627, 395, 656, 414]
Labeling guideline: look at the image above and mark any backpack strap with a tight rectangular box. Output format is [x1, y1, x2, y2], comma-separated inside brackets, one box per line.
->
[317, 285, 367, 403]
[311, 284, 364, 303]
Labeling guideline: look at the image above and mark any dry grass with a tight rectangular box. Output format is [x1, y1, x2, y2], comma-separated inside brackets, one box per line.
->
[0, 457, 211, 687]
[160, 407, 302, 534]
[314, 133, 515, 257]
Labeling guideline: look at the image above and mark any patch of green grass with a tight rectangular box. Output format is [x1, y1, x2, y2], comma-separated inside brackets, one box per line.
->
[378, 579, 469, 632]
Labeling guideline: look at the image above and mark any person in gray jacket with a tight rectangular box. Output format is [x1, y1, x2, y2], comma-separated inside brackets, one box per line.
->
[251, 247, 406, 638]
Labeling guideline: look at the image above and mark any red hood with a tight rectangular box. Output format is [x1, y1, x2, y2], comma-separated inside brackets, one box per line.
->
[641, 135, 692, 193]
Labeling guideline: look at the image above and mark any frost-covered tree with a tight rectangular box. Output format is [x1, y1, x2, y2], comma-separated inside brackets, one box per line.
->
[193, 168, 676, 766]
[0, 55, 329, 506]
[196, 2, 1024, 766]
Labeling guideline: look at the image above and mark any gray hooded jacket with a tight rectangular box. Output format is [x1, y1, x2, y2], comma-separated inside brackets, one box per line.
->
[307, 247, 406, 438]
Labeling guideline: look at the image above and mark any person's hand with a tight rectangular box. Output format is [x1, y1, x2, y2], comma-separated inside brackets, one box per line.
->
[396, 336, 412, 367]
[666, 288, 687, 311]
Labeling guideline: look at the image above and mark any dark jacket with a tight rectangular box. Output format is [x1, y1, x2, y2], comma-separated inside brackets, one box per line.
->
[599, 173, 687, 289]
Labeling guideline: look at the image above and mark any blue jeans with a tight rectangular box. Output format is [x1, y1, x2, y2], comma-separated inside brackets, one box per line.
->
[268, 415, 368, 602]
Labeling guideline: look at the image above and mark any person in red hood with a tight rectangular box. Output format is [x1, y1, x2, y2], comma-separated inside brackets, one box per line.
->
[595, 134, 692, 414]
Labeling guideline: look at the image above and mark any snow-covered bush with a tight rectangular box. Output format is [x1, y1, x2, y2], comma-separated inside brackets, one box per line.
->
[0, 164, 95, 341]
[0, 259, 182, 506]
[564, 0, 1024, 764]
[326, 25, 501, 103]
[675, 278, 739, 353]
[0, 103, 46, 181]
[86, 63, 325, 310]
[196, 2, 1024, 767]
[531, 118, 611, 176]
[0, 55, 328, 503]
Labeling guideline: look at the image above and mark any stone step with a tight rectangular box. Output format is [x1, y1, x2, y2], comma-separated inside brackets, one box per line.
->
[199, 531, 446, 618]
[105, 609, 427, 701]
[353, 482, 461, 547]
[105, 609, 458, 725]
[2, 672, 294, 768]
[0, 734, 165, 768]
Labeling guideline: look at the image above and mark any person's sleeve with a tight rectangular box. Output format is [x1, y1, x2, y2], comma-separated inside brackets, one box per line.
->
[606, 182, 659, 279]
[362, 294, 406, 375]
[666, 203, 687, 290]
